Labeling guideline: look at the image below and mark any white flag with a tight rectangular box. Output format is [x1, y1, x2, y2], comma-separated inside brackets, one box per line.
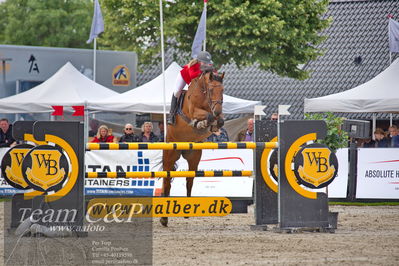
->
[389, 19, 399, 53]
[87, 0, 104, 44]
[191, 6, 207, 59]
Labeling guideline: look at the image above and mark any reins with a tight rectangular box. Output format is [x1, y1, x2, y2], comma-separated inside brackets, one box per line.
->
[199, 72, 223, 115]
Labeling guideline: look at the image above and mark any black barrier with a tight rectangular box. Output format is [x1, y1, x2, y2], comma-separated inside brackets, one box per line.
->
[278, 120, 335, 231]
[252, 120, 278, 229]
[5, 121, 85, 229]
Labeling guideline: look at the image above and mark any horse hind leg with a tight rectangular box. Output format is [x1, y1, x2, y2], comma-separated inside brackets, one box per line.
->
[160, 150, 181, 227]
[183, 150, 202, 197]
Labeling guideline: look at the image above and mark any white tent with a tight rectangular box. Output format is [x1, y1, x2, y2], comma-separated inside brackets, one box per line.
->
[0, 62, 118, 113]
[88, 62, 261, 114]
[304, 58, 399, 113]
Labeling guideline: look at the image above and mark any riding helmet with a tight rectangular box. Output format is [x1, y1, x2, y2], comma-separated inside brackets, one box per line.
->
[197, 51, 213, 64]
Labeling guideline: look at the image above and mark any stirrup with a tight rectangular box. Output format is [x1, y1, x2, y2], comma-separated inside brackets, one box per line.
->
[168, 115, 176, 125]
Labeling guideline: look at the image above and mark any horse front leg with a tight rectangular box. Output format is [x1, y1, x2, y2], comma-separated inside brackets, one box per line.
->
[189, 107, 213, 129]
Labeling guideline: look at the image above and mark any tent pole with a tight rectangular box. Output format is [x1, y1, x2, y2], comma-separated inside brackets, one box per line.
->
[390, 113, 393, 126]
[84, 102, 89, 145]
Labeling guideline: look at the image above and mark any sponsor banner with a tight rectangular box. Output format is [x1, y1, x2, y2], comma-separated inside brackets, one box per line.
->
[85, 149, 254, 197]
[171, 149, 254, 197]
[357, 148, 399, 199]
[87, 197, 232, 218]
[0, 147, 347, 198]
[325, 148, 348, 198]
[85, 150, 162, 196]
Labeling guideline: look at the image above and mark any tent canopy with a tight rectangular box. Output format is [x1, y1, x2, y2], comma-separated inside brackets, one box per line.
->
[304, 58, 399, 113]
[88, 62, 261, 114]
[0, 62, 118, 113]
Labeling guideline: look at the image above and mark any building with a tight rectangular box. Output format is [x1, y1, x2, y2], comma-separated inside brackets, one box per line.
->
[0, 45, 137, 98]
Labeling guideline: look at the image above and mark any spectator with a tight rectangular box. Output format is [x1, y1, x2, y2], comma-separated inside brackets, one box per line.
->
[236, 118, 254, 142]
[393, 134, 399, 147]
[361, 138, 375, 148]
[90, 125, 115, 143]
[206, 127, 229, 142]
[270, 113, 278, 121]
[139, 122, 159, 142]
[0, 118, 16, 147]
[388, 125, 398, 146]
[89, 119, 100, 137]
[158, 121, 165, 142]
[119, 123, 139, 143]
[374, 128, 389, 148]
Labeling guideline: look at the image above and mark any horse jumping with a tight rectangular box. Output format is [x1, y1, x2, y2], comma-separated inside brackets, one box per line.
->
[161, 71, 225, 226]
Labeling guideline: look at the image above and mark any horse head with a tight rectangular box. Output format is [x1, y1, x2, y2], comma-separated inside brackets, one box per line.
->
[203, 71, 224, 118]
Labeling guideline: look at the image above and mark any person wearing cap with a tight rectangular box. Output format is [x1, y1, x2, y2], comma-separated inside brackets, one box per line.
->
[168, 51, 214, 125]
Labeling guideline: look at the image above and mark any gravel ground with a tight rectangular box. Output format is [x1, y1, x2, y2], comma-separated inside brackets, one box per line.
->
[1, 203, 399, 265]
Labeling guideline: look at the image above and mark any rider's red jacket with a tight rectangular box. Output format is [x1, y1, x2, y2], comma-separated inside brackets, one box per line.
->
[180, 63, 201, 84]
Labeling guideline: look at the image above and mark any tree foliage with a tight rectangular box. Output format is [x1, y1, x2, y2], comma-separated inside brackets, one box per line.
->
[0, 0, 92, 48]
[304, 112, 349, 153]
[0, 0, 330, 79]
[101, 0, 330, 79]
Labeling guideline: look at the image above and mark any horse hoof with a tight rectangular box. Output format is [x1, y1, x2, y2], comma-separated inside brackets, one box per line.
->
[160, 217, 168, 227]
[196, 120, 207, 129]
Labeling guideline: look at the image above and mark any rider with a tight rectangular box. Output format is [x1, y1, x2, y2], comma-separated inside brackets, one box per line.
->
[168, 51, 214, 125]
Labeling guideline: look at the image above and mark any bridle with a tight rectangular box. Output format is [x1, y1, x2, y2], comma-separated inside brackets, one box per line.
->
[199, 72, 223, 115]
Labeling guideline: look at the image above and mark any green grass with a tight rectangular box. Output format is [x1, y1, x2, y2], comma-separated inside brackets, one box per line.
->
[0, 198, 12, 202]
[329, 201, 399, 206]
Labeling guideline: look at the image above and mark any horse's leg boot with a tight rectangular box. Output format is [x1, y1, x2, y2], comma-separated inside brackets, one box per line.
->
[167, 95, 178, 125]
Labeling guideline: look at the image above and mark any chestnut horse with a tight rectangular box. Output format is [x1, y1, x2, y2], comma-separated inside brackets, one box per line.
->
[161, 71, 225, 226]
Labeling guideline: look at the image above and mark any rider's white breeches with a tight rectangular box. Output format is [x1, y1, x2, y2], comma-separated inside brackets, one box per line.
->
[173, 74, 186, 98]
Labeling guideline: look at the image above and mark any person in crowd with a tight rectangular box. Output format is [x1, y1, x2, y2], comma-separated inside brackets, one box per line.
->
[270, 113, 278, 121]
[206, 127, 229, 142]
[388, 125, 398, 147]
[236, 118, 254, 142]
[90, 125, 115, 143]
[119, 123, 139, 143]
[168, 51, 214, 125]
[361, 137, 375, 148]
[158, 121, 165, 142]
[374, 128, 389, 148]
[89, 119, 100, 137]
[0, 118, 16, 147]
[393, 135, 399, 147]
[139, 122, 159, 142]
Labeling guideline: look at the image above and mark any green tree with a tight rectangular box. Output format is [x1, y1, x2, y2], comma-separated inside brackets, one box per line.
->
[304, 112, 349, 153]
[0, 0, 93, 48]
[101, 0, 330, 79]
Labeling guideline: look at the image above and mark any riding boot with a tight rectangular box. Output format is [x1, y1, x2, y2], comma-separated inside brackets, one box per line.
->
[168, 95, 178, 125]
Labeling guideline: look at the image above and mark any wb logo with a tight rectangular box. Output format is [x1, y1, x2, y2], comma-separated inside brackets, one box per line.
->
[32, 153, 60, 175]
[305, 151, 329, 173]
[293, 143, 338, 189]
[1, 144, 34, 189]
[22, 145, 69, 192]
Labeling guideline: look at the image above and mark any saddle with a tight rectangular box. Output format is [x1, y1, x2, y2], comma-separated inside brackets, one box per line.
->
[176, 91, 191, 124]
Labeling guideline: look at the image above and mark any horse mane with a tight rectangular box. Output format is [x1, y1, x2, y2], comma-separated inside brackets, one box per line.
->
[200, 70, 224, 84]
[211, 73, 223, 83]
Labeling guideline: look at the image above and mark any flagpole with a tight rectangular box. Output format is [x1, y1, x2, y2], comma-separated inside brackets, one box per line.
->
[159, 0, 167, 141]
[389, 51, 392, 65]
[203, 0, 207, 51]
[93, 38, 97, 81]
